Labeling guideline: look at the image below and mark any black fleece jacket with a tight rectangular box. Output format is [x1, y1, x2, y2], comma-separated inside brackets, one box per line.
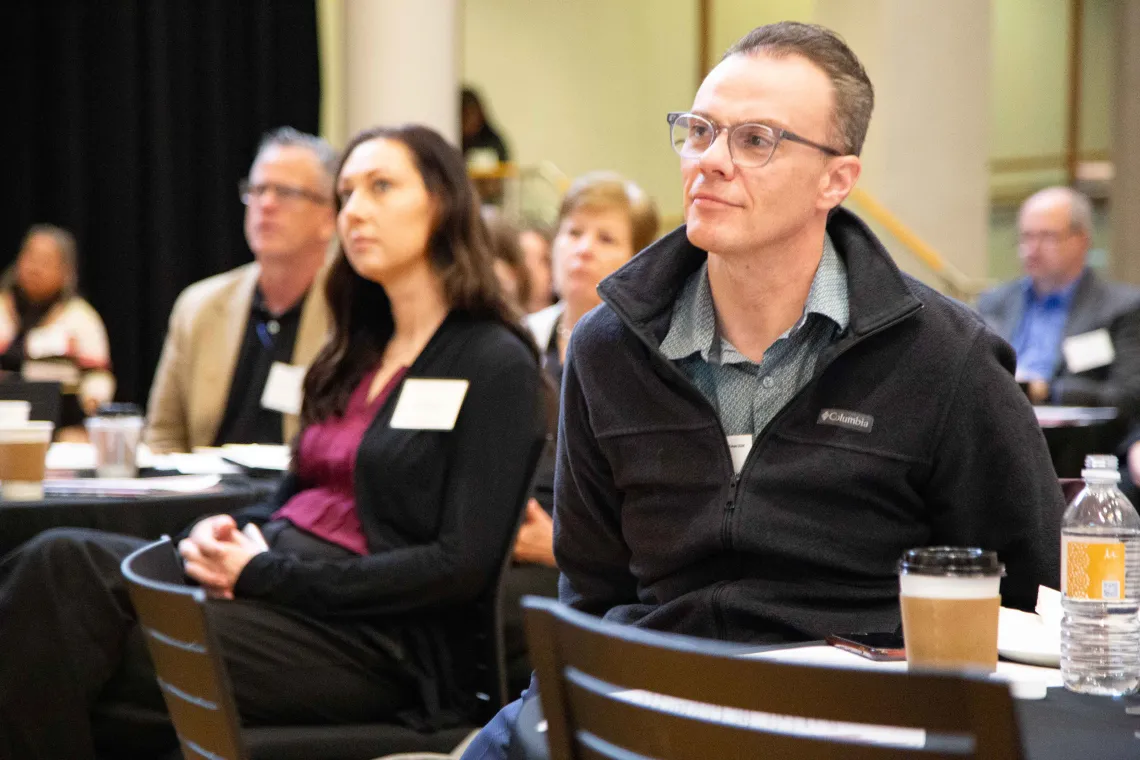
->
[553, 208, 1063, 643]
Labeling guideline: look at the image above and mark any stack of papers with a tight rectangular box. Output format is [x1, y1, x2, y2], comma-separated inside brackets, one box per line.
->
[149, 452, 242, 476]
[207, 444, 291, 472]
[747, 644, 1063, 689]
[43, 475, 222, 496]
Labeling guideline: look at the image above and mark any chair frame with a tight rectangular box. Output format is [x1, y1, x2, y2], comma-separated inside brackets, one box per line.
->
[523, 596, 1025, 760]
[122, 537, 250, 760]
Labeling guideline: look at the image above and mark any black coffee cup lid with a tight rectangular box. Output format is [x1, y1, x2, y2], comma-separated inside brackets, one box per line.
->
[95, 402, 143, 418]
[898, 546, 1005, 577]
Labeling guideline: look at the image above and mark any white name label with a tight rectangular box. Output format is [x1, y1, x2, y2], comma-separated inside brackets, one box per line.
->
[1062, 328, 1115, 374]
[389, 378, 470, 431]
[260, 362, 306, 416]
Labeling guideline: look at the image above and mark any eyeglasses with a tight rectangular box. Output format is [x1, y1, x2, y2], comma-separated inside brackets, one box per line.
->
[238, 180, 330, 206]
[1018, 229, 1078, 247]
[667, 111, 843, 167]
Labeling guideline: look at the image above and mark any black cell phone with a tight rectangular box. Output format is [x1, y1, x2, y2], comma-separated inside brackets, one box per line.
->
[825, 632, 906, 661]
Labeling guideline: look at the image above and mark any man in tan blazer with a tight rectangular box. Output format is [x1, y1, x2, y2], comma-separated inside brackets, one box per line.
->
[145, 128, 337, 453]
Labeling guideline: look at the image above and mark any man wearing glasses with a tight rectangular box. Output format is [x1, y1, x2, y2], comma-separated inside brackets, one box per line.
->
[464, 21, 1060, 760]
[145, 127, 335, 453]
[977, 186, 1140, 413]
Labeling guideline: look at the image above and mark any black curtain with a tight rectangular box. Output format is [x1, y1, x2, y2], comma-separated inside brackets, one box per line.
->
[2, 0, 321, 405]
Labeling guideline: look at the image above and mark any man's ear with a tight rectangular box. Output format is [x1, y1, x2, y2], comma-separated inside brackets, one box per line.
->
[818, 155, 862, 211]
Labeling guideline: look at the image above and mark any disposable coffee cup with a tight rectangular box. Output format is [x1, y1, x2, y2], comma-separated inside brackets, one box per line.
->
[0, 401, 31, 425]
[898, 546, 1006, 673]
[85, 403, 145, 479]
[0, 421, 55, 500]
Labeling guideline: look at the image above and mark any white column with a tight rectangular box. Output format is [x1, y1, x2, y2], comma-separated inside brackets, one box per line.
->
[815, 0, 992, 289]
[1110, 1, 1140, 285]
[342, 0, 460, 145]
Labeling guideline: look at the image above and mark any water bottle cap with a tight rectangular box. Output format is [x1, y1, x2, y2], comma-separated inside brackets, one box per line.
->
[1083, 454, 1118, 471]
[898, 546, 1006, 577]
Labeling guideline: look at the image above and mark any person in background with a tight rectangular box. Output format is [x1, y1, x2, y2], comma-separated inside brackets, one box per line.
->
[502, 171, 658, 693]
[482, 206, 532, 314]
[0, 124, 546, 759]
[0, 224, 114, 427]
[461, 87, 511, 206]
[977, 186, 1140, 414]
[145, 127, 335, 454]
[461, 87, 510, 166]
[518, 222, 554, 314]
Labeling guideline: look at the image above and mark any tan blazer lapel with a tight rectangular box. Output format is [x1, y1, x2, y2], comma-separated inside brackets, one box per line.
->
[283, 264, 332, 444]
[190, 265, 259, 448]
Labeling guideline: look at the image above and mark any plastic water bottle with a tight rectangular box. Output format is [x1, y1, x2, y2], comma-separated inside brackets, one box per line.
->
[1060, 455, 1140, 696]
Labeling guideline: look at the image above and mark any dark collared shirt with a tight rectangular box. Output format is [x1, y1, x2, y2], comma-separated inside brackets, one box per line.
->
[659, 234, 849, 436]
[213, 288, 305, 446]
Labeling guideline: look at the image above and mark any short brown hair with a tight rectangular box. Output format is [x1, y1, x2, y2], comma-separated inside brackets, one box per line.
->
[724, 22, 874, 156]
[557, 172, 660, 254]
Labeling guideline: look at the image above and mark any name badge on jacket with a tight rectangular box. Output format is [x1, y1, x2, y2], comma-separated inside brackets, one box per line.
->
[390, 378, 470, 430]
[1062, 329, 1115, 374]
[260, 362, 306, 416]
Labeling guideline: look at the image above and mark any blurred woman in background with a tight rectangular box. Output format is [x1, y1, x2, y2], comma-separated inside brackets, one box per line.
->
[518, 222, 554, 314]
[482, 206, 532, 314]
[0, 224, 114, 427]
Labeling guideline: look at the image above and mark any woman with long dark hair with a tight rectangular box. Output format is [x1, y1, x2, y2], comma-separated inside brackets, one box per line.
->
[0, 125, 546, 758]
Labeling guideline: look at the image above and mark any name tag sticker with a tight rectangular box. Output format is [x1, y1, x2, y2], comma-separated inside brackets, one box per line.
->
[1062, 329, 1115, 374]
[260, 362, 306, 416]
[390, 379, 470, 431]
[727, 434, 753, 475]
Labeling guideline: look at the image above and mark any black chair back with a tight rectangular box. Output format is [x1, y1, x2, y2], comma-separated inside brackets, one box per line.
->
[523, 597, 1025, 760]
[122, 538, 249, 760]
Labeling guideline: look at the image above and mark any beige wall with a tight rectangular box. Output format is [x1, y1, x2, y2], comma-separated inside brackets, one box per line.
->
[989, 0, 1117, 200]
[462, 0, 696, 225]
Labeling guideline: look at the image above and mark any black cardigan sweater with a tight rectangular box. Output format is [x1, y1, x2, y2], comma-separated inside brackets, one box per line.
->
[208, 313, 545, 720]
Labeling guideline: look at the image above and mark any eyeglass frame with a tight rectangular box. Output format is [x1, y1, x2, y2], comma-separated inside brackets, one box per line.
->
[238, 179, 331, 206]
[1017, 228, 1082, 247]
[666, 111, 844, 167]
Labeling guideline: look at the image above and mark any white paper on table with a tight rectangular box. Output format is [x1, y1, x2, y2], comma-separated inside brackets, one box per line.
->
[149, 452, 242, 476]
[46, 442, 155, 471]
[215, 444, 291, 472]
[747, 644, 1063, 689]
[1033, 405, 1118, 426]
[611, 687, 927, 749]
[43, 475, 221, 495]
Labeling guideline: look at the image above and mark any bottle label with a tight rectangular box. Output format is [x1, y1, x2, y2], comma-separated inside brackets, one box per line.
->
[1062, 537, 1127, 600]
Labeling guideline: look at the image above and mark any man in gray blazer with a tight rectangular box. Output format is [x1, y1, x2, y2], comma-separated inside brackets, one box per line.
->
[977, 186, 1140, 417]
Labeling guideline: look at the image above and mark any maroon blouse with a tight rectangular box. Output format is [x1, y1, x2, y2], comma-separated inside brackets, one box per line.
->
[272, 366, 407, 554]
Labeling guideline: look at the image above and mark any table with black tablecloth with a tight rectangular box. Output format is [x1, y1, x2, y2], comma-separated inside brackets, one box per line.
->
[1035, 406, 1125, 478]
[0, 475, 279, 558]
[509, 643, 1140, 760]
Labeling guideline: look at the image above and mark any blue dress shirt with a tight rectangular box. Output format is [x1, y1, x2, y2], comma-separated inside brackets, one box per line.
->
[1011, 275, 1082, 381]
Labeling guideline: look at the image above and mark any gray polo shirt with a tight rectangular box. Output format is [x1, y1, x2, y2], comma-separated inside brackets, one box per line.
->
[660, 235, 850, 439]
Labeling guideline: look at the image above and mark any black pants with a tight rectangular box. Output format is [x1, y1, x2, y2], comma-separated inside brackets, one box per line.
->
[0, 522, 415, 760]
